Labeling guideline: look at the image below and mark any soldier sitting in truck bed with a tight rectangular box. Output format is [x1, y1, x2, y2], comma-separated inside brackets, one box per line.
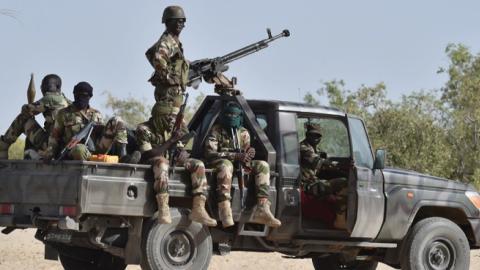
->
[135, 101, 217, 226]
[0, 74, 70, 159]
[43, 81, 128, 161]
[203, 101, 281, 228]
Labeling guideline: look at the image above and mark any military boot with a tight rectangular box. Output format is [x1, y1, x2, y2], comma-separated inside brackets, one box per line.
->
[250, 199, 282, 228]
[189, 195, 217, 227]
[155, 193, 172, 224]
[0, 136, 11, 159]
[218, 200, 234, 228]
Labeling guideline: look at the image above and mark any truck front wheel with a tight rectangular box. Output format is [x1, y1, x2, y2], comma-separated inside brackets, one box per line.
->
[57, 246, 126, 270]
[312, 255, 378, 270]
[401, 217, 470, 270]
[141, 208, 213, 270]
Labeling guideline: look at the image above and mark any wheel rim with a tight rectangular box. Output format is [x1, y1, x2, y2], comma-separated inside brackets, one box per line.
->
[425, 239, 455, 270]
[163, 230, 194, 266]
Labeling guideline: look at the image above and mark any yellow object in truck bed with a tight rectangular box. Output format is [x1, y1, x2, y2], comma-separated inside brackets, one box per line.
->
[89, 154, 119, 163]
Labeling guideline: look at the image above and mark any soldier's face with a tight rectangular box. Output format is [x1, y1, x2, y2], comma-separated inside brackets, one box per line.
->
[307, 133, 322, 146]
[167, 113, 177, 132]
[166, 19, 185, 36]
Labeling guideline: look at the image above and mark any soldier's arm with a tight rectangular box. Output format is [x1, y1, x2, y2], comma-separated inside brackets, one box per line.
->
[147, 40, 180, 85]
[21, 99, 46, 116]
[204, 130, 236, 161]
[300, 143, 325, 170]
[45, 111, 65, 158]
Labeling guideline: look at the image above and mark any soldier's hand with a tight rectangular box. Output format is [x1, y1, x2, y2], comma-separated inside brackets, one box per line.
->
[233, 152, 249, 163]
[245, 147, 256, 161]
[176, 149, 190, 165]
[38, 149, 53, 161]
[21, 104, 34, 116]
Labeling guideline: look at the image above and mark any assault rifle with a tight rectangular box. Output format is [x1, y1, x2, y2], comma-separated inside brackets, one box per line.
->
[141, 131, 196, 163]
[188, 28, 290, 89]
[56, 122, 95, 161]
[231, 128, 247, 209]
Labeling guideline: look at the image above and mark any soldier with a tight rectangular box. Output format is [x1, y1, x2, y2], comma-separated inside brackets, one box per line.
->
[0, 74, 70, 159]
[145, 5, 189, 109]
[204, 102, 282, 228]
[136, 101, 217, 226]
[300, 123, 348, 229]
[45, 81, 128, 161]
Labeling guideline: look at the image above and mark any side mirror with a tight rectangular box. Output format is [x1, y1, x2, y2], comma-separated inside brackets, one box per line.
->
[373, 149, 386, 170]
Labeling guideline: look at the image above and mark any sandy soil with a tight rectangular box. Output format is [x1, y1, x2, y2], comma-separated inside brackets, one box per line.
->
[0, 229, 479, 270]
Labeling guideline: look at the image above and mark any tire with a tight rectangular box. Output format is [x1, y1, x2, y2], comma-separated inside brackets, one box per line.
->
[141, 208, 213, 270]
[312, 254, 378, 270]
[401, 217, 470, 270]
[58, 246, 126, 270]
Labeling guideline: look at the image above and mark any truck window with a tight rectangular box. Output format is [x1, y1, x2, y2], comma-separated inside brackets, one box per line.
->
[348, 117, 374, 168]
[297, 117, 350, 158]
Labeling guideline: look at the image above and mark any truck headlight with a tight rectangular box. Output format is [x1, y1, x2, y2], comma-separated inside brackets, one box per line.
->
[466, 191, 480, 210]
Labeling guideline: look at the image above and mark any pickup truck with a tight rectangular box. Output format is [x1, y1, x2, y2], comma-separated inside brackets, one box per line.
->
[1, 94, 479, 270]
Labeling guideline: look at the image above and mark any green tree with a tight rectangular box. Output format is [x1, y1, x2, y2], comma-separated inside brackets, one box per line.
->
[103, 91, 152, 128]
[8, 138, 25, 160]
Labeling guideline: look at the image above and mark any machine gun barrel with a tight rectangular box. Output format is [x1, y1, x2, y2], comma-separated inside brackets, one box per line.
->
[188, 28, 290, 88]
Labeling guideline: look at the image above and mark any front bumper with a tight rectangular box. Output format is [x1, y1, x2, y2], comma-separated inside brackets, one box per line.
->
[468, 218, 480, 247]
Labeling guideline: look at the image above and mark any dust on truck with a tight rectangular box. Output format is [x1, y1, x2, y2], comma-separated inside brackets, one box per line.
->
[1, 94, 480, 270]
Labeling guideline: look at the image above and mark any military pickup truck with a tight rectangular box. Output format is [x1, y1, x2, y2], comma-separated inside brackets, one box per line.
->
[1, 94, 479, 270]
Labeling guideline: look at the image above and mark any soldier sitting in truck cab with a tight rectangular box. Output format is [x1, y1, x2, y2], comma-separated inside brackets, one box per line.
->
[203, 101, 281, 228]
[300, 122, 348, 229]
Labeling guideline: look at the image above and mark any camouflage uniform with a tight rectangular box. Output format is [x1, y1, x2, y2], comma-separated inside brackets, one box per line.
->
[300, 123, 348, 229]
[0, 92, 70, 159]
[46, 104, 127, 160]
[136, 102, 216, 226]
[204, 122, 281, 228]
[146, 31, 189, 108]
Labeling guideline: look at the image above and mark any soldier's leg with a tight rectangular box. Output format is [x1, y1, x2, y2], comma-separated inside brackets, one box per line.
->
[0, 111, 34, 158]
[96, 116, 128, 158]
[23, 118, 49, 159]
[69, 144, 92, 161]
[152, 157, 171, 224]
[330, 178, 348, 230]
[249, 160, 281, 228]
[212, 159, 234, 228]
[184, 158, 217, 227]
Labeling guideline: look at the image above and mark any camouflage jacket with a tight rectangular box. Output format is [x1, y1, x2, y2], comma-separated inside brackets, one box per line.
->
[204, 124, 250, 164]
[48, 104, 103, 155]
[146, 31, 189, 88]
[22, 92, 70, 134]
[300, 139, 327, 184]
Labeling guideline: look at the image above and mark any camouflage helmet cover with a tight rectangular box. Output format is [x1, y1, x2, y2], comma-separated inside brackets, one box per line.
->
[305, 122, 322, 135]
[162, 6, 186, 23]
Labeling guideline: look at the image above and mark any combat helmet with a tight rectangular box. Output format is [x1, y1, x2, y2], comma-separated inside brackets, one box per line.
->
[162, 6, 186, 23]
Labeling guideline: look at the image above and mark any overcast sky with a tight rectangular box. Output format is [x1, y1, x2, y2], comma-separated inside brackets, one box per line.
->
[1, 1, 480, 132]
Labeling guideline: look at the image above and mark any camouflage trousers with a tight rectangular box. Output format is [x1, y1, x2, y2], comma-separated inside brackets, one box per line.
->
[154, 85, 184, 108]
[69, 116, 128, 160]
[152, 157, 208, 197]
[1, 111, 48, 150]
[302, 177, 348, 214]
[210, 159, 271, 202]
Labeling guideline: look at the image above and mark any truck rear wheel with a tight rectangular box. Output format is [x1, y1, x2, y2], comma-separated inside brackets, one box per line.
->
[141, 208, 213, 270]
[312, 255, 378, 270]
[58, 246, 126, 270]
[401, 217, 469, 270]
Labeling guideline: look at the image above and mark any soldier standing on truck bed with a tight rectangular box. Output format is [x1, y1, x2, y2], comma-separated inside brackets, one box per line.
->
[135, 101, 217, 226]
[0, 74, 70, 159]
[43, 81, 128, 161]
[300, 123, 348, 229]
[145, 5, 189, 110]
[204, 102, 282, 228]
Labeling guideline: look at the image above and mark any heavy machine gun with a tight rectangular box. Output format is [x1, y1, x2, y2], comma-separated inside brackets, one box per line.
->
[188, 28, 290, 89]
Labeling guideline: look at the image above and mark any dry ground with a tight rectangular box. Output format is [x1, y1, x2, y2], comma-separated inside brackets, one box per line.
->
[1, 229, 479, 270]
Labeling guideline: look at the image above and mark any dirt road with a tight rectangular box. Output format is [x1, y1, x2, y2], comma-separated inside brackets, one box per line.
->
[1, 229, 479, 269]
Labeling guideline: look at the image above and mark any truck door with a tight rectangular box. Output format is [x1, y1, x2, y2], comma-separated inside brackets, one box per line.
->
[347, 117, 385, 238]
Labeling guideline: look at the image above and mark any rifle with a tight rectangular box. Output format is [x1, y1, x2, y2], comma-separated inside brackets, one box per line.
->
[56, 122, 95, 161]
[232, 128, 247, 209]
[188, 28, 290, 89]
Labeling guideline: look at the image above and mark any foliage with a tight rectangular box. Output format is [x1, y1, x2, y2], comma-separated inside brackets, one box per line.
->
[103, 91, 152, 128]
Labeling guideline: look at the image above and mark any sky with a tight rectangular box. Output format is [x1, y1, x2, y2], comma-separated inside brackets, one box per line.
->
[1, 1, 480, 133]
